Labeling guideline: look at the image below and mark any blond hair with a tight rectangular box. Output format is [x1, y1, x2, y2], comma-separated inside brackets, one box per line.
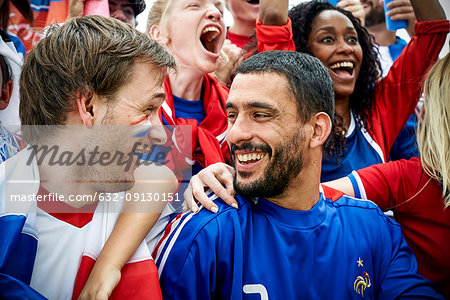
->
[417, 53, 450, 207]
[147, 0, 172, 32]
[146, 0, 225, 33]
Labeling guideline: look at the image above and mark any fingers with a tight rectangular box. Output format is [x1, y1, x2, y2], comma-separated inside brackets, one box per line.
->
[386, 0, 415, 19]
[183, 182, 199, 213]
[386, 0, 412, 10]
[185, 163, 237, 213]
[337, 0, 365, 26]
[221, 40, 245, 63]
[198, 163, 237, 208]
[191, 175, 220, 213]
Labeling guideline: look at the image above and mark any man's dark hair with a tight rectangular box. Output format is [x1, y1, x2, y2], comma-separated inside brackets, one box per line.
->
[235, 50, 334, 147]
[129, 0, 146, 16]
[20, 15, 176, 144]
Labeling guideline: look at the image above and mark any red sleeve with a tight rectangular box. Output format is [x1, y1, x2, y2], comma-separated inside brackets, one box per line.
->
[370, 19, 450, 160]
[357, 158, 423, 212]
[256, 17, 296, 53]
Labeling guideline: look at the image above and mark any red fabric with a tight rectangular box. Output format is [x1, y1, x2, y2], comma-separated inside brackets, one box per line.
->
[160, 74, 230, 171]
[370, 20, 450, 161]
[257, 19, 449, 163]
[256, 17, 296, 53]
[9, 0, 70, 53]
[357, 157, 450, 298]
[72, 256, 162, 300]
[226, 30, 251, 49]
[36, 186, 96, 228]
[322, 185, 345, 202]
[152, 213, 184, 259]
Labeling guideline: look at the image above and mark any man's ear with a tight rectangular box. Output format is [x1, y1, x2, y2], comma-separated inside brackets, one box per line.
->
[0, 80, 13, 110]
[309, 112, 332, 149]
[76, 91, 95, 128]
[149, 24, 169, 46]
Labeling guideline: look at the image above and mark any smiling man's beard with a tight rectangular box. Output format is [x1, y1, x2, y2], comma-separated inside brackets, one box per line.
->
[365, 4, 386, 27]
[230, 130, 305, 199]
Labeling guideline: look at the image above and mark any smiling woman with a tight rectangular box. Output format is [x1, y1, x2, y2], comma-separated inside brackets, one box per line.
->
[286, 0, 449, 182]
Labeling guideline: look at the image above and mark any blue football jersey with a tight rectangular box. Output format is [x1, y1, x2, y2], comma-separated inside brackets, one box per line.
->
[155, 186, 442, 299]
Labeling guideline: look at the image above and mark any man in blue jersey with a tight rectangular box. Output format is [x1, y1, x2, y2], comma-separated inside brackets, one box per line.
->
[154, 50, 443, 299]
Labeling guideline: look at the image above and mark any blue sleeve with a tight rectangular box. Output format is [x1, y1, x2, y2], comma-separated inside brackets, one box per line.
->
[0, 274, 46, 300]
[347, 172, 361, 199]
[157, 209, 243, 299]
[377, 218, 443, 299]
[0, 215, 45, 300]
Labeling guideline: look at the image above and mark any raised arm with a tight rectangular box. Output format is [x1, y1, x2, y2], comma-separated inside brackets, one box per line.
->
[372, 0, 449, 161]
[256, 0, 295, 52]
[78, 164, 177, 300]
[409, 0, 446, 21]
[259, 0, 289, 26]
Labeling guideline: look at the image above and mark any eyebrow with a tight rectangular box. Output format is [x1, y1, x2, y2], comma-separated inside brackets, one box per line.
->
[317, 26, 356, 32]
[225, 101, 277, 111]
[153, 92, 166, 100]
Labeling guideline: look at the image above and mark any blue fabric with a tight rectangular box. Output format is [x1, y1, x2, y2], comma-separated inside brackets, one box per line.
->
[7, 35, 25, 57]
[389, 114, 420, 161]
[0, 125, 20, 163]
[170, 94, 206, 207]
[0, 215, 44, 299]
[348, 172, 361, 199]
[158, 192, 442, 299]
[321, 122, 384, 182]
[30, 0, 50, 12]
[172, 95, 205, 125]
[388, 36, 408, 61]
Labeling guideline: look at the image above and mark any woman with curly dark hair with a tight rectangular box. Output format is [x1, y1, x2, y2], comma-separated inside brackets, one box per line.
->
[274, 0, 448, 181]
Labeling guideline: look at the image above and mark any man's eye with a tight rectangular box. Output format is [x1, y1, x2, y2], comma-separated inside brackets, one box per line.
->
[124, 9, 134, 17]
[254, 113, 270, 118]
[145, 106, 157, 113]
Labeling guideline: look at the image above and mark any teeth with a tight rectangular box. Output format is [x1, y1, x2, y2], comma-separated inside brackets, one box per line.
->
[237, 153, 264, 163]
[202, 26, 220, 42]
[330, 61, 354, 69]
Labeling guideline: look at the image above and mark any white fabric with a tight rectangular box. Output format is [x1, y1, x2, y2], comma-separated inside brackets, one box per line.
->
[1, 147, 165, 299]
[0, 35, 22, 130]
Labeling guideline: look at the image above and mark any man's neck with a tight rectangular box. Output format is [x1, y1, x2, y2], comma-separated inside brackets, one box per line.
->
[367, 22, 397, 47]
[267, 156, 322, 211]
[33, 142, 98, 208]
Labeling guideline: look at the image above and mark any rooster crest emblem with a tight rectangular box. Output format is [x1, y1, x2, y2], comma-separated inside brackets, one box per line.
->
[354, 271, 371, 297]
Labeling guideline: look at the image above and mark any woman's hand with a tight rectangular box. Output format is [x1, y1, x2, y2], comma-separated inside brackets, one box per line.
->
[78, 265, 121, 300]
[386, 0, 416, 36]
[184, 163, 237, 213]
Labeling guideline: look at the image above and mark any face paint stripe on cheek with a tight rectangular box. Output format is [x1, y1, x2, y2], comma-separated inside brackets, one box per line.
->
[131, 119, 152, 137]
